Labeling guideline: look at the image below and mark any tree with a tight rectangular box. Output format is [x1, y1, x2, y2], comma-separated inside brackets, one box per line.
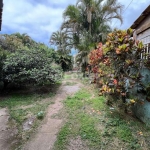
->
[62, 0, 123, 45]
[0, 34, 25, 52]
[50, 31, 72, 52]
[61, 0, 123, 76]
[50, 31, 73, 71]
[2, 49, 62, 87]
[13, 33, 38, 49]
[0, 33, 63, 89]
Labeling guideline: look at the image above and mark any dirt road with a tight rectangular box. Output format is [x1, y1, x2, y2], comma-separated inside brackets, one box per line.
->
[22, 80, 81, 150]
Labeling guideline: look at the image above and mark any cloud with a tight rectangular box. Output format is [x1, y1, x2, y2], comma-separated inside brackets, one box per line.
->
[113, 0, 149, 29]
[1, 0, 149, 47]
[1, 0, 76, 44]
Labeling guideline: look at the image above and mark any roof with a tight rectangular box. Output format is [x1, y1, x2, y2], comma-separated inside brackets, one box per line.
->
[130, 5, 150, 29]
[0, 0, 3, 31]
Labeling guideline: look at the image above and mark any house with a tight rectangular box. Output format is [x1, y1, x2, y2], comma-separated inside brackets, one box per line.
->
[131, 5, 150, 44]
[131, 5, 150, 59]
[0, 0, 3, 31]
[130, 5, 150, 125]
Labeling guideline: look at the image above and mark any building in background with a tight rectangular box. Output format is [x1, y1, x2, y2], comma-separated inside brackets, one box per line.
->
[130, 5, 150, 125]
[131, 5, 150, 59]
[0, 0, 3, 31]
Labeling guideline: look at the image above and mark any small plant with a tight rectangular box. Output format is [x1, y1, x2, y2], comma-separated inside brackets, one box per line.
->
[37, 111, 45, 120]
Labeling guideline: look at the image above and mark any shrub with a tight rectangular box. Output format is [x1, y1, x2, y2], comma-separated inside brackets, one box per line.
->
[88, 28, 150, 113]
[2, 49, 62, 87]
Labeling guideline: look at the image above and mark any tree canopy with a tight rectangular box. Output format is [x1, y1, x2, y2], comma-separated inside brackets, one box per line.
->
[50, 0, 123, 75]
[0, 33, 63, 89]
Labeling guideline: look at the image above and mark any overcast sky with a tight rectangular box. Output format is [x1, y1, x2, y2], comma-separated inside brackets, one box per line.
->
[1, 0, 149, 47]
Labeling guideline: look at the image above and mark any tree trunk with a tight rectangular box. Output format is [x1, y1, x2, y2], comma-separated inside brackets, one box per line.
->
[122, 95, 127, 113]
[89, 23, 91, 35]
[3, 81, 9, 90]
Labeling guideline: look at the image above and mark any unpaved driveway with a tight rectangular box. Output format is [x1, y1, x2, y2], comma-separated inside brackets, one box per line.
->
[0, 108, 17, 150]
[23, 80, 82, 150]
[0, 108, 10, 149]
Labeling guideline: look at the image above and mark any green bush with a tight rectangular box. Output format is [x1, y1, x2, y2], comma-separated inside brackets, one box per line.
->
[2, 49, 62, 86]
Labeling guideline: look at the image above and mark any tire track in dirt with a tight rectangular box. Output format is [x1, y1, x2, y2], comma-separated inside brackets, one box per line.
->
[23, 81, 82, 150]
[0, 108, 18, 150]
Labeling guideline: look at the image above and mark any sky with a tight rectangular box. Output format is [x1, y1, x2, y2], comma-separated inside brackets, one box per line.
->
[0, 0, 150, 53]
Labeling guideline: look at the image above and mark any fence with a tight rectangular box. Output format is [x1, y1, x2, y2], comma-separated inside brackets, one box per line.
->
[141, 43, 150, 59]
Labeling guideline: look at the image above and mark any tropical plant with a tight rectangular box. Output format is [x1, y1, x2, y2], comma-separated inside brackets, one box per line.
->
[0, 33, 63, 90]
[89, 28, 150, 113]
[0, 34, 25, 52]
[61, 0, 123, 76]
[2, 49, 62, 89]
[62, 0, 123, 45]
[50, 31, 73, 71]
[88, 42, 103, 81]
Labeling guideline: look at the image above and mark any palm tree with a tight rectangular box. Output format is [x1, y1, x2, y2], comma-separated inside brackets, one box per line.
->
[63, 0, 123, 44]
[75, 31, 93, 76]
[50, 31, 73, 71]
[61, 0, 123, 74]
[50, 31, 72, 53]
[76, 0, 123, 36]
[13, 33, 37, 49]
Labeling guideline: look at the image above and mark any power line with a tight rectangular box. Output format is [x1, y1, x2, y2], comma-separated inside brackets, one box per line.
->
[112, 0, 134, 28]
[123, 0, 134, 13]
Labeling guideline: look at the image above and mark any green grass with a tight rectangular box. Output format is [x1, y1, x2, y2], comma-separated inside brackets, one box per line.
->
[65, 81, 77, 86]
[0, 93, 54, 124]
[0, 92, 54, 108]
[91, 96, 105, 110]
[54, 89, 103, 149]
[64, 73, 72, 79]
[0, 84, 60, 149]
[54, 124, 70, 150]
[102, 111, 145, 149]
[117, 123, 132, 142]
[54, 82, 150, 150]
[79, 113, 101, 142]
[103, 117, 132, 142]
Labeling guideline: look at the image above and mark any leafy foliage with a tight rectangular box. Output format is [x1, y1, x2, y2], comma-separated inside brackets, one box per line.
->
[0, 33, 64, 89]
[50, 0, 123, 75]
[62, 0, 123, 47]
[88, 28, 150, 113]
[88, 42, 104, 81]
[50, 31, 73, 71]
[3, 49, 62, 85]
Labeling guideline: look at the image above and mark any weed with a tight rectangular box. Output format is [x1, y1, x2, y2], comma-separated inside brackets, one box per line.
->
[79, 113, 101, 142]
[37, 111, 45, 120]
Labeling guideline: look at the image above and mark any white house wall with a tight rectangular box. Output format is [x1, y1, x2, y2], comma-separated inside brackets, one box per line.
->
[137, 28, 150, 44]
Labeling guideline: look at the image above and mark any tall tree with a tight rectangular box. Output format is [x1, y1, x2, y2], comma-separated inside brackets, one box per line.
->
[60, 0, 123, 75]
[62, 0, 123, 45]
[50, 31, 73, 71]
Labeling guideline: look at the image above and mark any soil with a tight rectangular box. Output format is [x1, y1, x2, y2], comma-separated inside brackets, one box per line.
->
[22, 80, 82, 150]
[67, 136, 89, 150]
[0, 108, 18, 150]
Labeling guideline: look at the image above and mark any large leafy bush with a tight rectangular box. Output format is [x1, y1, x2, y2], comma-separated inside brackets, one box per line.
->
[89, 28, 150, 113]
[3, 49, 62, 85]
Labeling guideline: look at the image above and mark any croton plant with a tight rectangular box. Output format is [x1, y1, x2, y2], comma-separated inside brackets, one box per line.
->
[89, 28, 150, 113]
